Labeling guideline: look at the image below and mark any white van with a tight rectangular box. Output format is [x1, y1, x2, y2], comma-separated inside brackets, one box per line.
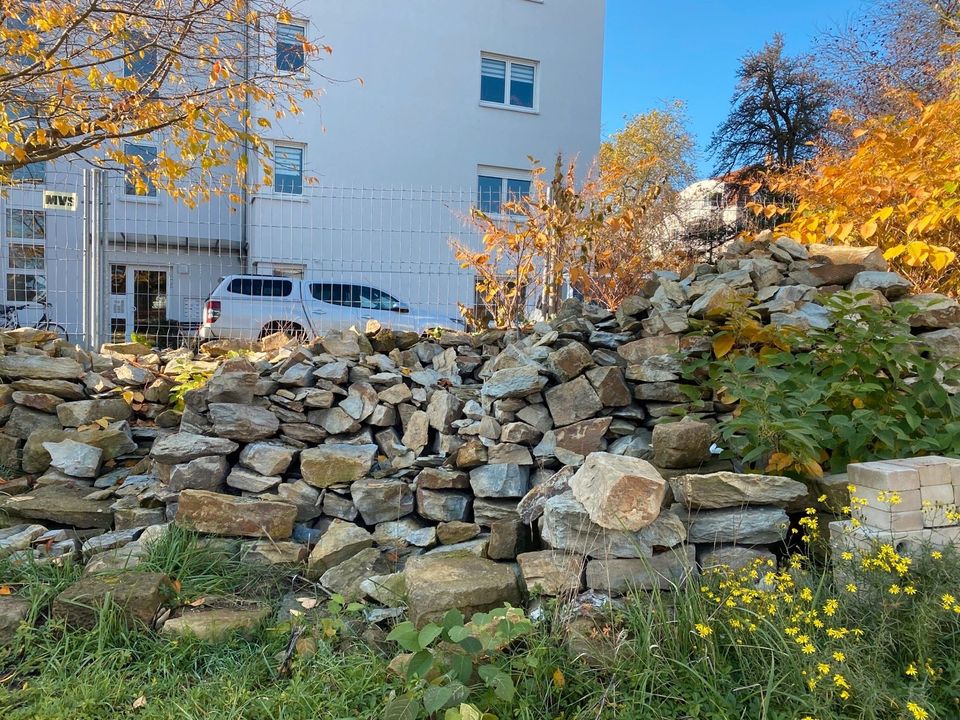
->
[198, 276, 462, 341]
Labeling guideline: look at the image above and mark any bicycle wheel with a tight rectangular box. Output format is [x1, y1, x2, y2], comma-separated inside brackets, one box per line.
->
[36, 322, 69, 342]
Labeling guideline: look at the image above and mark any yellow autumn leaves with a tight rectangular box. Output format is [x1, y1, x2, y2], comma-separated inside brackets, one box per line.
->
[750, 85, 960, 293]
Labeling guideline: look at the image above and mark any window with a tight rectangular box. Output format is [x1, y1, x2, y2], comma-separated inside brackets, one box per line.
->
[11, 161, 45, 183]
[311, 283, 401, 310]
[312, 282, 356, 306]
[276, 22, 306, 72]
[4, 103, 45, 182]
[5, 209, 45, 240]
[227, 277, 293, 297]
[477, 175, 502, 214]
[124, 143, 158, 196]
[480, 55, 537, 109]
[9, 243, 44, 269]
[124, 36, 157, 82]
[274, 144, 303, 194]
[4, 10, 33, 66]
[477, 174, 531, 214]
[5, 209, 46, 303]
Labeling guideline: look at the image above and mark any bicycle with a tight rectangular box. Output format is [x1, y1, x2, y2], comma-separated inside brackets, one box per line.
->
[0, 296, 69, 341]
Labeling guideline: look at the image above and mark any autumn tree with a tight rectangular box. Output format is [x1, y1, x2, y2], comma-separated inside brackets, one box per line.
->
[815, 0, 959, 123]
[708, 34, 832, 174]
[599, 102, 695, 205]
[754, 96, 960, 293]
[0, 0, 328, 201]
[452, 156, 662, 327]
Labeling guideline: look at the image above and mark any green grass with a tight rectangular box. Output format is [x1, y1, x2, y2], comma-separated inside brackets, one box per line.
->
[3, 530, 960, 719]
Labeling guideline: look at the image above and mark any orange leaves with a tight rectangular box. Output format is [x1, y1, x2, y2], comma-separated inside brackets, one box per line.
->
[760, 72, 960, 293]
[859, 219, 878, 241]
[712, 332, 736, 359]
[0, 0, 322, 200]
[765, 451, 823, 478]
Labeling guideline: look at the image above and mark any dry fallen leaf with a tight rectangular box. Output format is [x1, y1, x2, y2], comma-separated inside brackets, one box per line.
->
[186, 596, 206, 607]
[132, 695, 147, 710]
[296, 597, 318, 609]
[0, 585, 12, 596]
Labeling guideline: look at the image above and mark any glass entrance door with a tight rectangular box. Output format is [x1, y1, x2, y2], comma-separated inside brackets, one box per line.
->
[132, 269, 168, 337]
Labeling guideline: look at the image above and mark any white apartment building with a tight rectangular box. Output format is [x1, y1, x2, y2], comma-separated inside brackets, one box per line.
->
[0, 0, 605, 344]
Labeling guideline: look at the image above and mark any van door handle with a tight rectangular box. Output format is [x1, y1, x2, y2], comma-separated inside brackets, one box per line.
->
[361, 314, 374, 319]
[311, 309, 325, 315]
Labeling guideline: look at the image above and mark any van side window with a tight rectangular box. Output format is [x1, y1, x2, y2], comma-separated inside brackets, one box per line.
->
[312, 283, 361, 307]
[357, 285, 399, 310]
[227, 278, 292, 297]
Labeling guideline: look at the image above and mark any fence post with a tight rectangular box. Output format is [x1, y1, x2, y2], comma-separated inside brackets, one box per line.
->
[81, 168, 90, 349]
[92, 168, 105, 349]
[82, 168, 106, 350]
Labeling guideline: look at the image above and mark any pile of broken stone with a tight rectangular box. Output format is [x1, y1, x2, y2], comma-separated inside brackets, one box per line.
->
[2, 234, 959, 633]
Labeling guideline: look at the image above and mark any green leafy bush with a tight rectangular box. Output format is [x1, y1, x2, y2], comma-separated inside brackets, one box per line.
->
[384, 606, 532, 719]
[686, 291, 960, 476]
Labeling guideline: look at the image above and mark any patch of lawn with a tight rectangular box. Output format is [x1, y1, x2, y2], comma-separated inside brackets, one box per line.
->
[4, 530, 960, 719]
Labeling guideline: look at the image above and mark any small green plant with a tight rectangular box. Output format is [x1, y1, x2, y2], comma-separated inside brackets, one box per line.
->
[686, 291, 960, 477]
[166, 350, 250, 411]
[168, 367, 213, 411]
[383, 606, 532, 719]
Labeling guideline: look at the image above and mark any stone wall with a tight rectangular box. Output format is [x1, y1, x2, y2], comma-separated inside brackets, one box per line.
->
[2, 235, 960, 627]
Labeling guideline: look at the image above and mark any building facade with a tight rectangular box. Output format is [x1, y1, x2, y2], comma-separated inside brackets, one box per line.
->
[0, 0, 605, 344]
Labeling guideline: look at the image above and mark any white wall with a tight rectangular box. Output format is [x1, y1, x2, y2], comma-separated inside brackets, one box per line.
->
[1, 1, 605, 338]
[259, 0, 604, 185]
[247, 0, 606, 317]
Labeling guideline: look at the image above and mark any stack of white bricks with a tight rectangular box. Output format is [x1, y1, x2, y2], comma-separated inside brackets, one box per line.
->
[830, 456, 960, 557]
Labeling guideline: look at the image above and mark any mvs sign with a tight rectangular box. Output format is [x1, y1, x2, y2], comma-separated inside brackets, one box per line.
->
[42, 191, 78, 211]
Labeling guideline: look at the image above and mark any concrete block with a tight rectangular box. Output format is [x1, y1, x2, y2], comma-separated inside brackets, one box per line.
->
[852, 504, 923, 532]
[855, 487, 921, 513]
[889, 456, 956, 487]
[829, 519, 960, 558]
[848, 461, 919, 492]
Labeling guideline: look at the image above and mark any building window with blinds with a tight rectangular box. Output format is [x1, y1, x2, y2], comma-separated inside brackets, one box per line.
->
[480, 55, 537, 110]
[274, 143, 304, 194]
[477, 173, 532, 215]
[276, 22, 306, 72]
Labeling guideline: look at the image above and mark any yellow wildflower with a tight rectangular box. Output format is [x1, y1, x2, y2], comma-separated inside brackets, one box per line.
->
[905, 663, 918, 677]
[694, 623, 712, 638]
[906, 701, 929, 720]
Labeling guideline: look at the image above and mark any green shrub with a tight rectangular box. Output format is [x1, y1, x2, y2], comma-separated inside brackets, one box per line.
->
[685, 291, 960, 476]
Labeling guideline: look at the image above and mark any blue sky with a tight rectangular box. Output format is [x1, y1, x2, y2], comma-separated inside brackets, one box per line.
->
[601, 0, 868, 178]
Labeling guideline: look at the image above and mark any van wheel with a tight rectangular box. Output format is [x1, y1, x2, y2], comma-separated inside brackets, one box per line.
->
[260, 321, 308, 344]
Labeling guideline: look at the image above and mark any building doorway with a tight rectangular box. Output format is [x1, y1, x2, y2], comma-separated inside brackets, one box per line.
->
[109, 265, 169, 344]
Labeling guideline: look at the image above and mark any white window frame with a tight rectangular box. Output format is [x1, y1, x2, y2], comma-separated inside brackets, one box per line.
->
[275, 18, 308, 74]
[476, 167, 533, 216]
[4, 208, 46, 303]
[271, 141, 306, 197]
[479, 53, 539, 113]
[121, 142, 160, 201]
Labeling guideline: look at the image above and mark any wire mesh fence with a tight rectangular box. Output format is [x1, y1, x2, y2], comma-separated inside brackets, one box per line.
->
[0, 169, 757, 350]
